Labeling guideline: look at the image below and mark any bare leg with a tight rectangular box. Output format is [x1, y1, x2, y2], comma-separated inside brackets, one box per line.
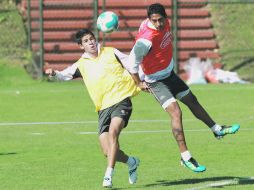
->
[180, 91, 215, 128]
[99, 132, 128, 164]
[101, 117, 136, 187]
[165, 101, 188, 153]
[99, 117, 127, 168]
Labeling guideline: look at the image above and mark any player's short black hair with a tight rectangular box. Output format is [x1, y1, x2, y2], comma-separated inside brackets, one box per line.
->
[75, 28, 95, 44]
[147, 3, 167, 18]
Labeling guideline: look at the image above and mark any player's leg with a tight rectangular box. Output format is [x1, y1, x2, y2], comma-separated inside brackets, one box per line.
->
[180, 91, 216, 127]
[147, 78, 205, 172]
[107, 117, 125, 169]
[99, 132, 128, 163]
[148, 78, 188, 153]
[165, 100, 206, 172]
[100, 117, 125, 188]
[99, 132, 113, 188]
[99, 130, 139, 187]
[178, 82, 240, 139]
[98, 105, 122, 188]
[110, 98, 140, 184]
[99, 98, 140, 187]
[164, 101, 187, 153]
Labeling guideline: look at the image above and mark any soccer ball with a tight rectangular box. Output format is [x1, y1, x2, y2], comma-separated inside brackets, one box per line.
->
[97, 11, 119, 33]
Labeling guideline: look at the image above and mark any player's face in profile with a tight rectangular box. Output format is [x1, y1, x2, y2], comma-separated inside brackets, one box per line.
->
[80, 34, 97, 55]
[149, 13, 166, 30]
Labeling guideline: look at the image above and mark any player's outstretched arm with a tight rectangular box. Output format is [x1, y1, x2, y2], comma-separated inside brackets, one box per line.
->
[45, 63, 80, 81]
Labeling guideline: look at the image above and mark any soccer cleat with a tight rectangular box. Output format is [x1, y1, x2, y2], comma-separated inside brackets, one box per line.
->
[128, 157, 140, 184]
[181, 157, 206, 173]
[213, 124, 240, 139]
[102, 176, 112, 188]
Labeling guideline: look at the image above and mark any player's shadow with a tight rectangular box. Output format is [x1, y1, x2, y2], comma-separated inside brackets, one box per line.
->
[0, 152, 17, 156]
[111, 176, 254, 190]
[143, 176, 254, 188]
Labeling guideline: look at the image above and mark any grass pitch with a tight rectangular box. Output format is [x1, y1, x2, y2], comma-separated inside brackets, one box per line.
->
[0, 70, 254, 189]
[1, 2, 254, 188]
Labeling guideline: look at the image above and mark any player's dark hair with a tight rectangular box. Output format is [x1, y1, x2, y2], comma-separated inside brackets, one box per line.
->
[75, 28, 95, 44]
[147, 3, 167, 18]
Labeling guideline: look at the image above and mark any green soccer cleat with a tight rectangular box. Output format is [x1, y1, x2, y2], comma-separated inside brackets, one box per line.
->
[181, 157, 206, 173]
[214, 124, 240, 139]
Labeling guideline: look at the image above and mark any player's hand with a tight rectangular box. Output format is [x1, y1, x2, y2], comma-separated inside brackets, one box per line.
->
[138, 81, 150, 93]
[45, 68, 55, 76]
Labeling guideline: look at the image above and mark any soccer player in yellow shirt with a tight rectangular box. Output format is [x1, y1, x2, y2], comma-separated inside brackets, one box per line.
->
[45, 28, 140, 188]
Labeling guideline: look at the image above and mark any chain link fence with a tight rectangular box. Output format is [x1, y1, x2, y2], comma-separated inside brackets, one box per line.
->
[1, 0, 253, 81]
[0, 0, 28, 60]
[24, 0, 96, 78]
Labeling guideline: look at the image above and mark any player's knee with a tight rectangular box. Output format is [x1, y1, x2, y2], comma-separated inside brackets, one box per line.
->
[182, 92, 199, 107]
[108, 129, 117, 138]
[108, 131, 120, 145]
[172, 107, 182, 119]
[166, 103, 182, 119]
[191, 94, 198, 104]
[109, 126, 121, 138]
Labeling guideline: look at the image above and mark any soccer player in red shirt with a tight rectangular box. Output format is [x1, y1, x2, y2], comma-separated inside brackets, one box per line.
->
[128, 3, 240, 173]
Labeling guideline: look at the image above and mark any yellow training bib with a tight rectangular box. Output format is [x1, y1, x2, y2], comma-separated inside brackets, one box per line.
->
[77, 47, 140, 111]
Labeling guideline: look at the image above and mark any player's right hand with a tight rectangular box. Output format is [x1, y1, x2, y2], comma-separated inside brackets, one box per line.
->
[138, 81, 150, 93]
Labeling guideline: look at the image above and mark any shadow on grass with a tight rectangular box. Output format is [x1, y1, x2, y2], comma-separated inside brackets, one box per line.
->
[111, 176, 254, 190]
[144, 176, 254, 187]
[229, 57, 254, 72]
[0, 152, 17, 156]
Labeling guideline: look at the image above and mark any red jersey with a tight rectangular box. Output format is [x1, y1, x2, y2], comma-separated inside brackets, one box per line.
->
[136, 18, 173, 75]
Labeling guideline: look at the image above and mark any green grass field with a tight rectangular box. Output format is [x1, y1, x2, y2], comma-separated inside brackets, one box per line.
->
[0, 64, 254, 190]
[0, 1, 254, 189]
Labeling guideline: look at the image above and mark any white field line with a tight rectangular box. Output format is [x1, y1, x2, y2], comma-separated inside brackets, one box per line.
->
[30, 132, 45, 135]
[0, 89, 84, 94]
[1, 86, 254, 94]
[27, 128, 254, 136]
[78, 129, 205, 135]
[78, 128, 254, 135]
[0, 116, 253, 127]
[0, 119, 181, 126]
[185, 177, 254, 190]
[0, 121, 98, 126]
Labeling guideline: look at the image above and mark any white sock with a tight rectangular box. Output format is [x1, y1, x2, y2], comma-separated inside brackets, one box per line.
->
[181, 151, 192, 161]
[211, 124, 222, 134]
[126, 157, 135, 168]
[105, 167, 114, 177]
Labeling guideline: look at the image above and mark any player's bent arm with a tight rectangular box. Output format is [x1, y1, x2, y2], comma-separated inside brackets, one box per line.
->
[113, 48, 147, 91]
[130, 72, 142, 85]
[128, 38, 152, 73]
[130, 72, 149, 92]
[127, 39, 151, 92]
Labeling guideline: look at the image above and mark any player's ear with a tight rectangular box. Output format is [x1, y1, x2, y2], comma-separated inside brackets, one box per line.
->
[79, 44, 85, 50]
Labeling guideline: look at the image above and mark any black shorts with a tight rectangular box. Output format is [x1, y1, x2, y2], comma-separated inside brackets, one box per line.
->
[97, 98, 132, 135]
[147, 71, 190, 109]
